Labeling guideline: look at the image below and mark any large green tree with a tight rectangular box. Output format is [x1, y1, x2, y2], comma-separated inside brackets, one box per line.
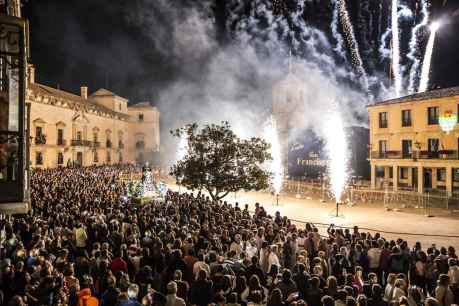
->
[170, 122, 272, 201]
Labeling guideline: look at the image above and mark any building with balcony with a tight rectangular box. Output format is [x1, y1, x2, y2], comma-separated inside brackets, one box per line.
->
[368, 86, 459, 195]
[27, 66, 160, 168]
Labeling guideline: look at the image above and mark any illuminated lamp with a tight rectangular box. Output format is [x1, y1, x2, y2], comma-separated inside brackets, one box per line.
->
[439, 110, 457, 133]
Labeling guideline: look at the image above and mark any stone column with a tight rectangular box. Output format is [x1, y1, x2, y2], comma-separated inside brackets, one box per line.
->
[393, 165, 398, 191]
[371, 164, 376, 189]
[432, 168, 438, 190]
[384, 166, 390, 182]
[418, 166, 424, 194]
[407, 167, 413, 187]
[446, 166, 453, 196]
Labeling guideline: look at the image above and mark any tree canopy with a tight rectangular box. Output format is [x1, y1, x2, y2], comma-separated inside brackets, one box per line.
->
[170, 122, 272, 201]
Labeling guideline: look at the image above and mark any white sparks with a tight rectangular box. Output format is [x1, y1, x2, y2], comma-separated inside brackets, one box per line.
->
[331, 0, 348, 63]
[391, 0, 403, 97]
[264, 116, 283, 194]
[323, 108, 348, 202]
[176, 131, 189, 161]
[336, 0, 369, 91]
[419, 22, 440, 93]
[407, 0, 430, 94]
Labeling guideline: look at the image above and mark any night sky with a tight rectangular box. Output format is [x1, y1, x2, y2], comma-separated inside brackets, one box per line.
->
[21, 0, 459, 105]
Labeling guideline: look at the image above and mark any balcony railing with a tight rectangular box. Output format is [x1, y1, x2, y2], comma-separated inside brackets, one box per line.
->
[57, 139, 66, 146]
[71, 139, 92, 147]
[35, 134, 46, 145]
[106, 140, 112, 148]
[371, 150, 459, 160]
[92, 141, 101, 148]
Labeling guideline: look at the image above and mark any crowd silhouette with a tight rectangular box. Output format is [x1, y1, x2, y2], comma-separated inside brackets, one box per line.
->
[0, 165, 458, 306]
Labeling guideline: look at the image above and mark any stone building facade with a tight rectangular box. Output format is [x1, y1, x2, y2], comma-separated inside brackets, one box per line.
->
[368, 86, 459, 195]
[27, 67, 160, 168]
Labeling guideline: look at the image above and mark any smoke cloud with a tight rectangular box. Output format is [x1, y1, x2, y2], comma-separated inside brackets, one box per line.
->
[125, 0, 371, 166]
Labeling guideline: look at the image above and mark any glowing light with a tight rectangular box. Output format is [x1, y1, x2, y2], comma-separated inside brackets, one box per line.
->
[439, 111, 457, 133]
[336, 0, 369, 91]
[323, 108, 348, 202]
[419, 22, 440, 92]
[391, 0, 402, 97]
[264, 116, 283, 194]
[407, 0, 430, 94]
[176, 131, 189, 161]
[430, 21, 441, 32]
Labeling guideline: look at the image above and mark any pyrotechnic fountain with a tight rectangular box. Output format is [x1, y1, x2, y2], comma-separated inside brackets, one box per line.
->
[264, 116, 283, 203]
[176, 131, 189, 162]
[323, 108, 349, 206]
[419, 22, 440, 93]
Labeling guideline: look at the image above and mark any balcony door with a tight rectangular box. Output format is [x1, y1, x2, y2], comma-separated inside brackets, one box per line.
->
[402, 140, 412, 158]
[76, 152, 83, 166]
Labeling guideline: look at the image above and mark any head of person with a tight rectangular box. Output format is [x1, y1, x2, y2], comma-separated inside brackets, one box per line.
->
[128, 283, 139, 299]
[438, 274, 450, 287]
[321, 295, 334, 306]
[269, 288, 283, 305]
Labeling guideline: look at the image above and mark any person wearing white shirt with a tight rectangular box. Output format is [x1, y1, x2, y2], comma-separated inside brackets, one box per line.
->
[268, 245, 280, 274]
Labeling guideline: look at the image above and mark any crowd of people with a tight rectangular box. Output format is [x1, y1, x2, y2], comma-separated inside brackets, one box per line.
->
[0, 165, 459, 306]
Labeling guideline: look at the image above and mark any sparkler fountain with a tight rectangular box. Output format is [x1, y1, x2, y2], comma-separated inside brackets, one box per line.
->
[176, 131, 189, 192]
[323, 108, 349, 217]
[419, 21, 441, 93]
[264, 116, 283, 205]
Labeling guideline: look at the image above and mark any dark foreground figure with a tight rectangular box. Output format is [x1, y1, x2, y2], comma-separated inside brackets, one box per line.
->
[0, 165, 459, 306]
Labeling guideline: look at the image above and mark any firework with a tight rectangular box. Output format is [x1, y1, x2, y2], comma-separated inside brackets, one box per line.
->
[336, 0, 369, 90]
[391, 0, 403, 97]
[176, 131, 189, 161]
[408, 0, 430, 93]
[331, 0, 348, 63]
[323, 107, 349, 202]
[419, 22, 440, 93]
[264, 116, 283, 194]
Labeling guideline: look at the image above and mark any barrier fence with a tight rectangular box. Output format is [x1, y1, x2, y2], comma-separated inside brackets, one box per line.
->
[282, 179, 459, 212]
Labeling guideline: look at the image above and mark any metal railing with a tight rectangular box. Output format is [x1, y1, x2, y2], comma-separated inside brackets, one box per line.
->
[35, 134, 46, 145]
[281, 179, 459, 212]
[371, 151, 459, 160]
[71, 139, 92, 147]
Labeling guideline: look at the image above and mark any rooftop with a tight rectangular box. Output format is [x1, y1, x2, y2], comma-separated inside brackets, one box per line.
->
[29, 83, 128, 118]
[129, 101, 152, 108]
[371, 86, 459, 107]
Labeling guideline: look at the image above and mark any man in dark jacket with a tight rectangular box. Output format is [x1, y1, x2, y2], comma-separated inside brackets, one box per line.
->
[101, 275, 120, 306]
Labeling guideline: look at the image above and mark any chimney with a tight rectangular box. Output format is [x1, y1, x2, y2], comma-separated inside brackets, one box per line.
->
[28, 64, 35, 84]
[80, 86, 88, 100]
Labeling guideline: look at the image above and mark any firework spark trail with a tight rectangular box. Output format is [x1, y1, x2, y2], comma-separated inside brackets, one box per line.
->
[323, 107, 349, 202]
[331, 0, 348, 62]
[337, 0, 369, 91]
[264, 116, 283, 194]
[391, 0, 402, 97]
[419, 23, 439, 93]
[408, 0, 430, 93]
[177, 131, 189, 161]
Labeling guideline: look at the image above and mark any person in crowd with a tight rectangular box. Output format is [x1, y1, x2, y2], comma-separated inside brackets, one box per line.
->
[1, 165, 459, 306]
